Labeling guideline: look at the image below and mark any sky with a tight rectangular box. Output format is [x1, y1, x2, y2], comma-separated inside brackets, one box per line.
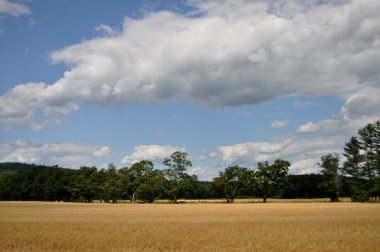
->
[0, 0, 379, 180]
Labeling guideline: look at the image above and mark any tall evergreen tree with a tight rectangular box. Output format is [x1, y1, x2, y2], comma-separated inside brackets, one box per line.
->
[342, 120, 380, 202]
[343, 137, 364, 177]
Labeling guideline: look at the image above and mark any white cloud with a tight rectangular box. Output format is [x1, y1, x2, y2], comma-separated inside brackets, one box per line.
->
[217, 135, 341, 173]
[297, 122, 320, 133]
[0, 82, 79, 130]
[209, 152, 218, 158]
[93, 146, 113, 157]
[0, 0, 30, 17]
[190, 166, 218, 181]
[94, 24, 118, 36]
[0, 140, 113, 168]
[294, 87, 380, 138]
[1, 0, 380, 129]
[289, 159, 320, 175]
[218, 137, 293, 166]
[269, 119, 290, 128]
[121, 144, 185, 165]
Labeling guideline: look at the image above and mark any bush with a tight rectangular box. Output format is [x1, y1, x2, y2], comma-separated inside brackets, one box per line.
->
[351, 188, 369, 202]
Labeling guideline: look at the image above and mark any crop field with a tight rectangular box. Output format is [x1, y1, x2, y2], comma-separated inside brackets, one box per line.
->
[0, 201, 379, 251]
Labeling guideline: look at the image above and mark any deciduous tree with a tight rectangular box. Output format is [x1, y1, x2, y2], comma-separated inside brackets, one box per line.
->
[318, 153, 341, 202]
[254, 159, 290, 203]
[210, 166, 250, 203]
[163, 151, 194, 203]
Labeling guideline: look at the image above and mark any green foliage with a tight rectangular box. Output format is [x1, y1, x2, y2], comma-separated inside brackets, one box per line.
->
[210, 166, 250, 203]
[163, 151, 192, 174]
[135, 169, 165, 203]
[351, 188, 370, 202]
[343, 137, 364, 177]
[254, 159, 290, 203]
[342, 119, 380, 201]
[318, 153, 341, 202]
[282, 174, 326, 198]
[163, 151, 196, 203]
[0, 163, 47, 173]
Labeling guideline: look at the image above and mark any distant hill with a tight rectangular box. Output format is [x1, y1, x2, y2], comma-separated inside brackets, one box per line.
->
[0, 162, 61, 173]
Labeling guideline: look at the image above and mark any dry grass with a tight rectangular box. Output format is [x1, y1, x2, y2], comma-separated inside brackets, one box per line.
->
[0, 201, 379, 251]
[175, 197, 353, 203]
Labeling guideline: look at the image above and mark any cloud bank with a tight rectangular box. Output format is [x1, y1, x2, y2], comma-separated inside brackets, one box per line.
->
[0, 140, 113, 168]
[1, 0, 380, 129]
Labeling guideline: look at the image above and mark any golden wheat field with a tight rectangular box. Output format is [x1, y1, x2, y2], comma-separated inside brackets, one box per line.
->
[0, 201, 379, 251]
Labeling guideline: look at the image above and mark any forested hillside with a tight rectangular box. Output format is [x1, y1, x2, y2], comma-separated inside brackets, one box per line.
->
[0, 163, 53, 173]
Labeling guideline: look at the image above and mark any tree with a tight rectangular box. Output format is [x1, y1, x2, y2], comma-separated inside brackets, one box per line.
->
[102, 164, 121, 203]
[359, 123, 377, 183]
[163, 151, 194, 203]
[135, 169, 166, 203]
[318, 153, 341, 202]
[282, 174, 327, 199]
[210, 166, 250, 203]
[342, 120, 380, 202]
[127, 160, 154, 203]
[117, 167, 132, 201]
[69, 166, 98, 202]
[254, 159, 290, 203]
[343, 137, 364, 177]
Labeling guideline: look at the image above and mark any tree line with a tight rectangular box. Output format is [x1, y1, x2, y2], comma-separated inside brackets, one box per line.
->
[1, 120, 379, 203]
[319, 120, 380, 202]
[0, 157, 359, 203]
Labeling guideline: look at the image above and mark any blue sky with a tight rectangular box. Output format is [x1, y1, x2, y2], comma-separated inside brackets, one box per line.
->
[0, 0, 379, 180]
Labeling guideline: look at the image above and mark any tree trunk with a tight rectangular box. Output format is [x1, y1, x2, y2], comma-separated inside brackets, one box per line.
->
[226, 197, 234, 203]
[132, 192, 135, 203]
[263, 196, 267, 203]
[336, 190, 340, 202]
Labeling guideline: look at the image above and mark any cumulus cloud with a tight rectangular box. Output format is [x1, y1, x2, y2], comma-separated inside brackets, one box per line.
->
[296, 87, 380, 137]
[217, 136, 341, 173]
[1, 0, 380, 129]
[269, 119, 290, 128]
[0, 82, 79, 130]
[218, 137, 293, 165]
[297, 122, 320, 133]
[289, 159, 320, 174]
[93, 146, 113, 157]
[0, 0, 30, 17]
[0, 140, 113, 168]
[121, 144, 185, 165]
[209, 152, 219, 158]
[190, 166, 218, 181]
[94, 24, 118, 36]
